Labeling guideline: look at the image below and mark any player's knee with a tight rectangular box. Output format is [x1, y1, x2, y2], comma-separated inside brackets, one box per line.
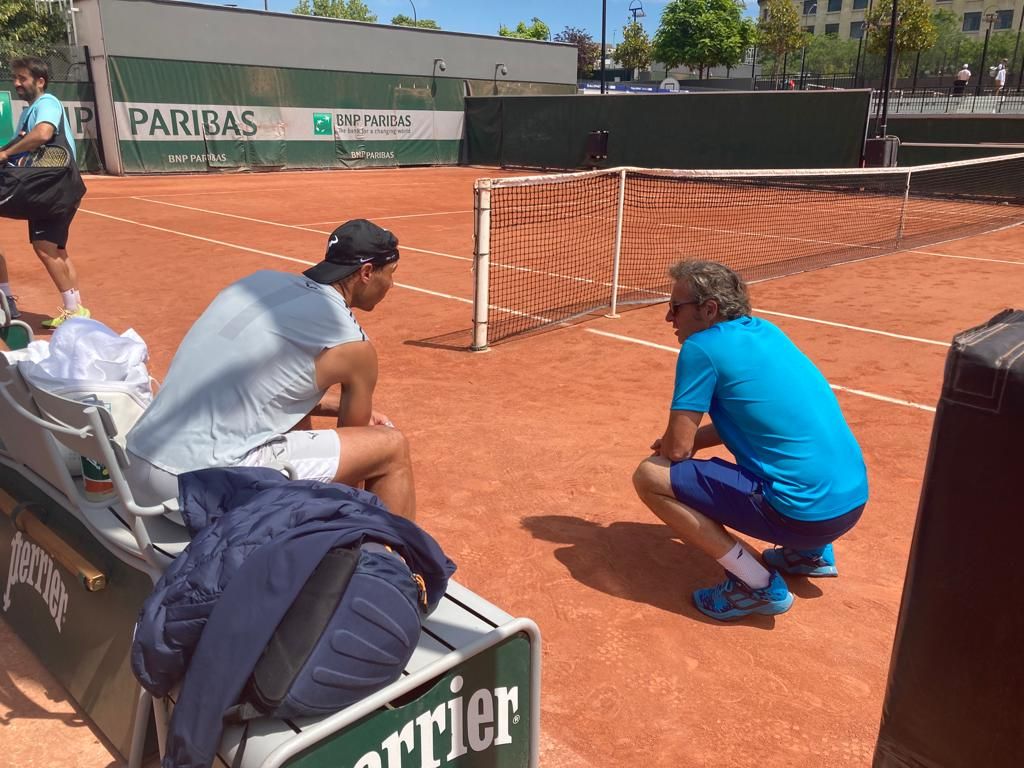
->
[379, 425, 411, 463]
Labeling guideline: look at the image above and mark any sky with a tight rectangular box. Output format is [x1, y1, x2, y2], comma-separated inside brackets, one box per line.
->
[207, 0, 759, 41]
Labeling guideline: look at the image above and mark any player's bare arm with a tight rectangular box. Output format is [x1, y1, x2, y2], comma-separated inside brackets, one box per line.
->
[314, 340, 378, 427]
[0, 123, 55, 162]
[652, 409, 703, 461]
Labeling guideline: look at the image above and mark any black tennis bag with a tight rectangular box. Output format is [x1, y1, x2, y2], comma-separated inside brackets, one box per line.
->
[226, 541, 429, 726]
[0, 118, 86, 221]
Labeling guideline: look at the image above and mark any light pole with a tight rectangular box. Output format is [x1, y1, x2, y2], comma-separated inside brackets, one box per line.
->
[629, 0, 646, 24]
[1013, 6, 1024, 90]
[601, 0, 608, 94]
[976, 10, 997, 96]
[408, 0, 417, 24]
[798, 5, 817, 90]
[876, 0, 900, 138]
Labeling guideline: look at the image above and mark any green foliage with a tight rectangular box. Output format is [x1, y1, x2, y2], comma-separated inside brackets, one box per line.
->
[864, 0, 936, 58]
[0, 0, 67, 62]
[615, 21, 652, 73]
[553, 26, 601, 79]
[292, 0, 377, 22]
[391, 14, 440, 29]
[652, 0, 755, 77]
[756, 0, 804, 59]
[498, 18, 550, 41]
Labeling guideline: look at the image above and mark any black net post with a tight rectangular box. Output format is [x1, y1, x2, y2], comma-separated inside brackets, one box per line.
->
[874, 309, 1024, 768]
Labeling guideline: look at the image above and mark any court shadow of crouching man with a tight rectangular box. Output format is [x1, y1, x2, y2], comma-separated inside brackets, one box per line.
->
[522, 515, 820, 627]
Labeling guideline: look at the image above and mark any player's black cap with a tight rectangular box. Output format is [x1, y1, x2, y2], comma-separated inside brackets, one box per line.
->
[303, 219, 400, 284]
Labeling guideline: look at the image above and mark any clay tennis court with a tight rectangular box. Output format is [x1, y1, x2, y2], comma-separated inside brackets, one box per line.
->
[1, 165, 1022, 767]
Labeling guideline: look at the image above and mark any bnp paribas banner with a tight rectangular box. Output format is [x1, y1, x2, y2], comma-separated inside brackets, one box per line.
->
[1, 83, 102, 172]
[108, 57, 465, 173]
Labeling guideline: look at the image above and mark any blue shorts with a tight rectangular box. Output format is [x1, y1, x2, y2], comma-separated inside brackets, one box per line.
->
[669, 457, 863, 550]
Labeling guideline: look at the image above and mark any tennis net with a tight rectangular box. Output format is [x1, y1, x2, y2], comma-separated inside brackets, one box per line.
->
[471, 152, 1024, 349]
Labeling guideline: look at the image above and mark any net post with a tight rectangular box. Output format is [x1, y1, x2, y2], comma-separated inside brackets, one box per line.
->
[472, 179, 492, 352]
[897, 168, 912, 245]
[607, 168, 627, 318]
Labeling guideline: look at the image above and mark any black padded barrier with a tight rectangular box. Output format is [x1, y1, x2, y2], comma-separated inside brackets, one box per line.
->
[874, 309, 1024, 768]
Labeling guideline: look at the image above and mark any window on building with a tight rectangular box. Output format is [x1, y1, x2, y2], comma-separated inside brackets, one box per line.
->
[804, 25, 815, 33]
[825, 23, 840, 35]
[827, 0, 842, 11]
[995, 10, 1013, 29]
[850, 21, 865, 39]
[803, 0, 816, 14]
[962, 12, 981, 31]
[852, 0, 868, 8]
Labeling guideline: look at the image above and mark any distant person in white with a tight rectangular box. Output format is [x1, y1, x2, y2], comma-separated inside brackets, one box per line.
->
[126, 219, 418, 520]
[994, 59, 1008, 97]
[953, 64, 971, 96]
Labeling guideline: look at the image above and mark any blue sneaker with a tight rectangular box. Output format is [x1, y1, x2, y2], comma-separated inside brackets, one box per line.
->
[762, 544, 838, 577]
[692, 570, 794, 621]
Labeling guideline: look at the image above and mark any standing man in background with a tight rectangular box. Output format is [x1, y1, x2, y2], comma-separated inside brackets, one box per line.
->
[994, 59, 1008, 97]
[0, 57, 88, 329]
[953, 63, 971, 96]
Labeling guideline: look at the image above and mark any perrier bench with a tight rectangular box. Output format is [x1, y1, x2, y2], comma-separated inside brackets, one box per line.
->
[0, 342, 541, 768]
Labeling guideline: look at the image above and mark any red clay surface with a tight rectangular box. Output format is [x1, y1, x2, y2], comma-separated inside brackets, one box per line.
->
[1, 166, 1022, 767]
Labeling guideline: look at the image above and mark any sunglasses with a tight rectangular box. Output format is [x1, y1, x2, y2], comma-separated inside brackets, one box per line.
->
[669, 299, 702, 314]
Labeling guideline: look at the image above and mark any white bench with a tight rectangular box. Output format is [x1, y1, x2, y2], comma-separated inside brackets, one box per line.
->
[0, 359, 541, 768]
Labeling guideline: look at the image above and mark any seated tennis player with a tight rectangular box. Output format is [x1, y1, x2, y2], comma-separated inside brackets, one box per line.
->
[632, 261, 868, 621]
[126, 219, 417, 520]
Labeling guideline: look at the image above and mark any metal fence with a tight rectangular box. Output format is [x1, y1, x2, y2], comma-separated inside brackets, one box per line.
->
[0, 46, 90, 83]
[752, 73, 859, 91]
[871, 86, 1024, 115]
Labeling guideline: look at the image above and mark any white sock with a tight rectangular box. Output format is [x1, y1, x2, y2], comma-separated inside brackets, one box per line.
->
[0, 282, 11, 297]
[61, 289, 79, 311]
[717, 542, 771, 589]
[73, 288, 83, 306]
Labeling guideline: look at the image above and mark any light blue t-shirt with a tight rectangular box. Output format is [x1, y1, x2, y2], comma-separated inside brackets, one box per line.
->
[16, 93, 76, 160]
[672, 316, 868, 521]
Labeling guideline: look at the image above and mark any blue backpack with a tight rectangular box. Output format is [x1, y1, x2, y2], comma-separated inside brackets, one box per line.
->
[226, 541, 427, 724]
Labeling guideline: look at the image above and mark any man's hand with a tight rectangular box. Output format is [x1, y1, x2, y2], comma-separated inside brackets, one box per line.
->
[650, 437, 663, 455]
[370, 410, 395, 428]
[0, 150, 8, 165]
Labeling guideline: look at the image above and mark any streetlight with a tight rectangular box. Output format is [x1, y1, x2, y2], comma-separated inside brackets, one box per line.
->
[629, 0, 646, 24]
[408, 0, 417, 24]
[600, 0, 608, 94]
[976, 9, 998, 96]
[1013, 5, 1024, 90]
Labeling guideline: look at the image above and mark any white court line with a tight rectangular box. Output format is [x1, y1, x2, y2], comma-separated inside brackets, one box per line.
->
[87, 187, 300, 201]
[753, 309, 950, 347]
[584, 329, 937, 413]
[293, 210, 473, 226]
[79, 205, 938, 413]
[910, 250, 1024, 266]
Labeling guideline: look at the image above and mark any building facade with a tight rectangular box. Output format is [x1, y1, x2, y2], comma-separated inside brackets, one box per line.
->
[759, 0, 1023, 41]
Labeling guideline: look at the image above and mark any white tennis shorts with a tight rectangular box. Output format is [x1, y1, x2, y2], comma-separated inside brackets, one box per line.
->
[237, 429, 341, 483]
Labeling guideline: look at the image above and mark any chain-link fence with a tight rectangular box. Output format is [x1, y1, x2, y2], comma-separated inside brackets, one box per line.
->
[0, 46, 90, 84]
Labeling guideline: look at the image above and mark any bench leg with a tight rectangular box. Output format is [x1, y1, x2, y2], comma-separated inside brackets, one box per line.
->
[153, 696, 170, 757]
[128, 689, 152, 768]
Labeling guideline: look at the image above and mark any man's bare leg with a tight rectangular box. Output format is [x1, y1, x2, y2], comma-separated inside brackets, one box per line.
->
[32, 240, 78, 295]
[334, 426, 416, 521]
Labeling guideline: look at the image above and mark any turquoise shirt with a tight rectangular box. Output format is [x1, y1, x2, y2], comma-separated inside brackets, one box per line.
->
[672, 316, 868, 521]
[16, 93, 76, 160]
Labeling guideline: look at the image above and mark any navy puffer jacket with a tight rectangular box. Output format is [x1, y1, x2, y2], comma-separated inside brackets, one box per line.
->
[131, 467, 455, 768]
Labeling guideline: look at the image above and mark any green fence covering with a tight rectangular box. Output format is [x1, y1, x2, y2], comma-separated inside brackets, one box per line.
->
[466, 91, 873, 170]
[108, 57, 468, 173]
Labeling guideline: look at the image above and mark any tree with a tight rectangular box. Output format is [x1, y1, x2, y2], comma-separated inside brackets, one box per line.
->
[391, 14, 440, 29]
[498, 18, 550, 41]
[864, 0, 936, 88]
[756, 0, 804, 76]
[652, 0, 755, 79]
[0, 0, 67, 61]
[553, 26, 600, 79]
[615, 21, 652, 76]
[292, 0, 377, 22]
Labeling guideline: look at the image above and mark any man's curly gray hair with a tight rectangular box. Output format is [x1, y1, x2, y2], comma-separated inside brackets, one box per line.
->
[668, 261, 751, 321]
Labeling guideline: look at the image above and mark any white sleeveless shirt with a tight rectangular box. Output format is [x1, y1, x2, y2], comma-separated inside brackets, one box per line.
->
[127, 271, 366, 473]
